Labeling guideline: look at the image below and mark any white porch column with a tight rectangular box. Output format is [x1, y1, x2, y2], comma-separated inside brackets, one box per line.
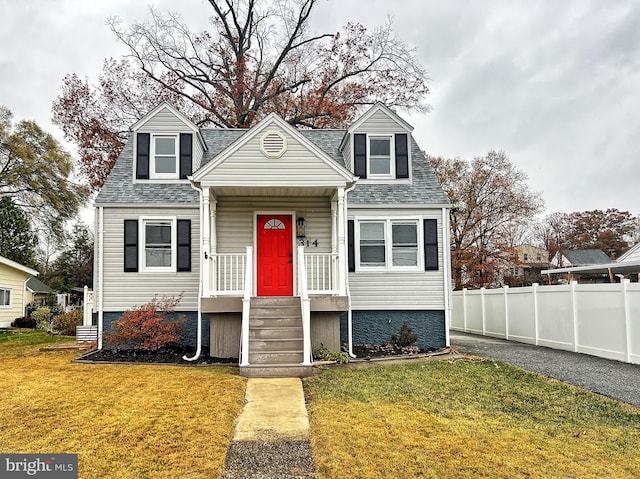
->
[202, 187, 212, 296]
[336, 187, 347, 295]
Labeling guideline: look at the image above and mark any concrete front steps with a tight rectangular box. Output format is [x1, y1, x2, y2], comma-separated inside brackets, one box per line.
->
[240, 297, 313, 378]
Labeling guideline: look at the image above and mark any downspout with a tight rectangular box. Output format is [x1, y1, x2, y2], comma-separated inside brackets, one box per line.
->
[343, 182, 357, 358]
[184, 180, 204, 361]
[442, 207, 453, 347]
[97, 206, 104, 350]
[23, 277, 31, 318]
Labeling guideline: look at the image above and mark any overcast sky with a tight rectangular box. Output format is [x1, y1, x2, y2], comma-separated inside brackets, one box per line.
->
[1, 0, 638, 218]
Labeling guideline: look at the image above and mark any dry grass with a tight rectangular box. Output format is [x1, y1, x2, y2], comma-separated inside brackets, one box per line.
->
[305, 358, 640, 479]
[0, 331, 245, 479]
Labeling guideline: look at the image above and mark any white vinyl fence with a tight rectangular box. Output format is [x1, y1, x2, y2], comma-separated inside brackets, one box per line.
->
[451, 281, 640, 364]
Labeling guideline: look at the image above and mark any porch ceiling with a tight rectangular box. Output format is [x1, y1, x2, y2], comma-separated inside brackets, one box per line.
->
[209, 186, 339, 197]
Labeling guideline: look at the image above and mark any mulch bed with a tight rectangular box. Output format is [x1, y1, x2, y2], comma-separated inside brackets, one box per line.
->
[76, 344, 444, 365]
[347, 343, 439, 359]
[77, 347, 236, 365]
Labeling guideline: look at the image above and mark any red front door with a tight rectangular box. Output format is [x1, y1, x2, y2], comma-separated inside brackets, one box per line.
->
[257, 215, 293, 296]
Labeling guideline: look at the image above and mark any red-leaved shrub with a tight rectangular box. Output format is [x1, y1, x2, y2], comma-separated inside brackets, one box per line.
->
[104, 295, 186, 351]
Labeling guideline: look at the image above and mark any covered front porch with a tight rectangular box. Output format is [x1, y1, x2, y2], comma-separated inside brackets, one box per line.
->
[198, 186, 352, 375]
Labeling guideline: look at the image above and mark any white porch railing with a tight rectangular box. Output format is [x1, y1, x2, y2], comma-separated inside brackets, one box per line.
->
[297, 246, 312, 365]
[214, 253, 247, 295]
[212, 251, 339, 296]
[304, 253, 339, 294]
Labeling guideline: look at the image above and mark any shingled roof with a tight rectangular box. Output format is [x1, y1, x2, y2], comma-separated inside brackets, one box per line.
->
[96, 127, 448, 206]
[562, 249, 611, 266]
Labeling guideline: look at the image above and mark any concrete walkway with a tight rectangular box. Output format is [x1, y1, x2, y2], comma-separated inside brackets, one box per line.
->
[221, 378, 317, 479]
[451, 331, 640, 407]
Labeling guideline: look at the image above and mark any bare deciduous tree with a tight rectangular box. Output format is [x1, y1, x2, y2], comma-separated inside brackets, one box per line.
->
[53, 0, 430, 191]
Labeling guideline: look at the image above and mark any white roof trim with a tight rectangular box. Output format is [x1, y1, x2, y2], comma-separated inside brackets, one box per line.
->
[192, 112, 357, 183]
[0, 255, 38, 276]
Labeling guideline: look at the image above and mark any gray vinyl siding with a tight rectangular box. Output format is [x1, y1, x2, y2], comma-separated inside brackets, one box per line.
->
[205, 128, 349, 187]
[353, 109, 409, 135]
[141, 108, 193, 132]
[215, 196, 332, 253]
[193, 138, 205, 171]
[347, 208, 446, 310]
[101, 206, 200, 312]
[341, 134, 353, 172]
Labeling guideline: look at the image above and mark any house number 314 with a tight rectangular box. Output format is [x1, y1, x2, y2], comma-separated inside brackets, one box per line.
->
[298, 239, 319, 247]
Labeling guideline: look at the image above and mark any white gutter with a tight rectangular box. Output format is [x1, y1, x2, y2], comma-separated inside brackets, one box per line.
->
[183, 180, 204, 361]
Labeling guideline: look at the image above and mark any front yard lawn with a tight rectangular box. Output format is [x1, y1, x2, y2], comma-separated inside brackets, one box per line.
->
[305, 359, 640, 479]
[0, 331, 245, 479]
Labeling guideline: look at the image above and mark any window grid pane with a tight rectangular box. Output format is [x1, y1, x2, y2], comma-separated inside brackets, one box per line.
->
[392, 223, 418, 267]
[0, 289, 10, 306]
[360, 222, 385, 266]
[145, 222, 172, 268]
[155, 137, 175, 154]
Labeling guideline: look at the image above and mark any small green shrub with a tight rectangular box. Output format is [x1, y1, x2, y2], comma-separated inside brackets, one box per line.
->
[391, 321, 417, 347]
[53, 310, 83, 336]
[313, 347, 350, 364]
[104, 295, 186, 351]
[32, 307, 54, 332]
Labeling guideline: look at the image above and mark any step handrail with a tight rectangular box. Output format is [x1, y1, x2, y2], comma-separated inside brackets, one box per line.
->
[297, 245, 312, 366]
[240, 246, 253, 367]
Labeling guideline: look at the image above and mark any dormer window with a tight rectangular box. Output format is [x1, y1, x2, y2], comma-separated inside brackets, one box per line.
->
[136, 132, 193, 181]
[369, 136, 392, 177]
[152, 136, 178, 178]
[353, 133, 409, 180]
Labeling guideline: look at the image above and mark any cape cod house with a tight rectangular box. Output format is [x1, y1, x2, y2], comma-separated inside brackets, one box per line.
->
[93, 102, 452, 376]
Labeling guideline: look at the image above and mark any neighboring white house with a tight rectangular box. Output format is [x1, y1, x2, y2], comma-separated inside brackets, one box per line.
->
[0, 255, 39, 327]
[618, 243, 640, 263]
[93, 102, 452, 376]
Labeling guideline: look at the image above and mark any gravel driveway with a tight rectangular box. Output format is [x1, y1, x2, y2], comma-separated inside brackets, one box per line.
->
[450, 331, 640, 407]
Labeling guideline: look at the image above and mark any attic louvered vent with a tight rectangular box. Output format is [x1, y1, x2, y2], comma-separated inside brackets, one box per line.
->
[260, 131, 287, 158]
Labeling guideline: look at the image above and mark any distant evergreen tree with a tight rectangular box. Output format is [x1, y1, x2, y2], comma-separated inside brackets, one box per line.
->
[0, 196, 37, 268]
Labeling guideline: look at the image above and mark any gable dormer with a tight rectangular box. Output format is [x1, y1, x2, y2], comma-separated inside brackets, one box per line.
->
[340, 102, 414, 182]
[130, 102, 206, 182]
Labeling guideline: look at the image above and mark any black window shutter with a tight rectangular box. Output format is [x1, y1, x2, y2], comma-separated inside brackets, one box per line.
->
[124, 220, 139, 272]
[353, 134, 367, 178]
[136, 133, 150, 179]
[179, 133, 193, 179]
[348, 220, 355, 272]
[424, 219, 439, 271]
[395, 134, 409, 179]
[177, 219, 191, 272]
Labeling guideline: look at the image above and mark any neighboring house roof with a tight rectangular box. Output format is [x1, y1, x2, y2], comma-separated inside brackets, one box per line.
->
[542, 260, 640, 276]
[617, 243, 640, 263]
[26, 276, 53, 294]
[562, 249, 611, 266]
[0, 255, 38, 276]
[96, 113, 449, 206]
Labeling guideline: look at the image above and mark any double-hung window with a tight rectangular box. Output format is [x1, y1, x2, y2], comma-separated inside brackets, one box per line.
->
[392, 223, 418, 267]
[124, 217, 191, 273]
[151, 136, 178, 179]
[143, 218, 176, 271]
[359, 222, 386, 267]
[357, 220, 420, 270]
[0, 288, 11, 308]
[368, 136, 394, 178]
